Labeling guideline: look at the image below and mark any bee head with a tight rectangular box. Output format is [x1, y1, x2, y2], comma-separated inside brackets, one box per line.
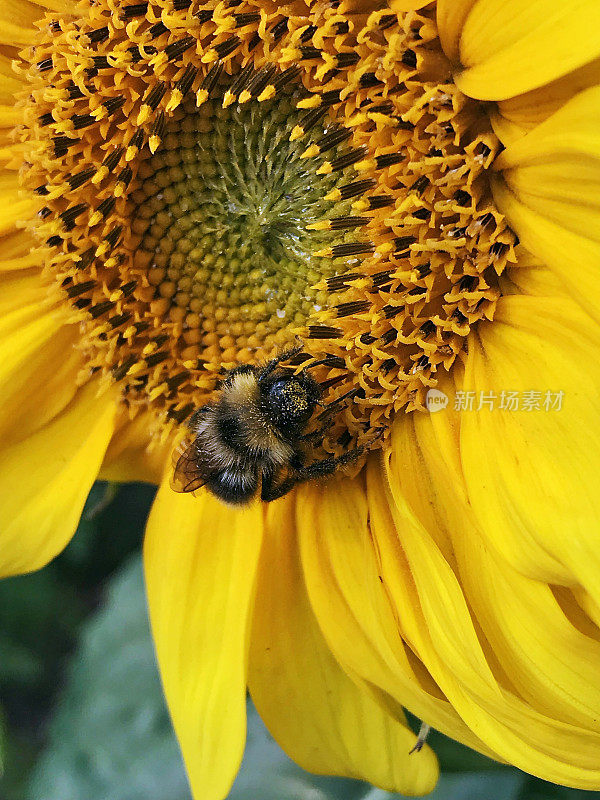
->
[262, 372, 320, 438]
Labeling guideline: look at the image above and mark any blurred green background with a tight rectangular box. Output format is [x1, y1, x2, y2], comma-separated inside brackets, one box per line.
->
[1, 482, 599, 800]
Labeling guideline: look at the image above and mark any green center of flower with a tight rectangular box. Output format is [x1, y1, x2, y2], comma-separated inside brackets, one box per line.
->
[130, 93, 352, 361]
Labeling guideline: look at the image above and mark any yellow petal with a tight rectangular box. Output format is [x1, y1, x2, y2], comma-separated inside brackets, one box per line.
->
[494, 86, 600, 171]
[461, 280, 600, 599]
[0, 231, 42, 272]
[0, 0, 44, 44]
[0, 19, 37, 44]
[25, 0, 73, 13]
[455, 532, 600, 732]
[0, 197, 38, 236]
[0, 251, 44, 271]
[382, 441, 505, 711]
[99, 409, 172, 485]
[454, 0, 600, 100]
[493, 86, 600, 242]
[498, 56, 600, 127]
[0, 305, 83, 446]
[0, 104, 24, 128]
[0, 0, 43, 27]
[249, 491, 439, 795]
[497, 246, 567, 297]
[0, 272, 76, 443]
[568, 585, 600, 633]
[386, 365, 600, 730]
[383, 401, 600, 788]
[436, 0, 478, 64]
[144, 485, 263, 800]
[489, 107, 531, 146]
[502, 162, 599, 241]
[297, 476, 494, 758]
[0, 268, 52, 320]
[492, 176, 600, 323]
[0, 57, 26, 103]
[0, 379, 117, 577]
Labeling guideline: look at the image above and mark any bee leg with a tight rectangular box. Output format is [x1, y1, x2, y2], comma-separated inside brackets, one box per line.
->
[290, 451, 305, 470]
[260, 453, 306, 501]
[260, 466, 296, 503]
[258, 345, 304, 379]
[299, 417, 335, 443]
[300, 445, 364, 479]
[302, 390, 356, 441]
[260, 446, 364, 502]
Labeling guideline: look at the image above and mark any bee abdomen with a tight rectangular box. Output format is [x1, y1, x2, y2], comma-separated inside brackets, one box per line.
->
[216, 412, 245, 449]
[206, 467, 258, 505]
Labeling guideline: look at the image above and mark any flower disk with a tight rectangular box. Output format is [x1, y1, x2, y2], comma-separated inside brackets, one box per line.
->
[19, 0, 518, 453]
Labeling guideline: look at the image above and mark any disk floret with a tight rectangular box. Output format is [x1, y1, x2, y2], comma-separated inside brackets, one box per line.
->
[129, 91, 359, 377]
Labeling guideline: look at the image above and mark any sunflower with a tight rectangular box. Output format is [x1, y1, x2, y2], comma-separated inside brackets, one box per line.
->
[1, 0, 600, 796]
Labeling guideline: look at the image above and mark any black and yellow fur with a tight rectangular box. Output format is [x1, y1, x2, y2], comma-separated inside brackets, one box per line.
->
[172, 349, 363, 505]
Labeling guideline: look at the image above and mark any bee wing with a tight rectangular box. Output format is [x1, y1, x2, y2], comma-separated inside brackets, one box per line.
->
[170, 438, 207, 494]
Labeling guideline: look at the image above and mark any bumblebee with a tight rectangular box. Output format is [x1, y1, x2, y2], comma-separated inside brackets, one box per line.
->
[171, 348, 362, 504]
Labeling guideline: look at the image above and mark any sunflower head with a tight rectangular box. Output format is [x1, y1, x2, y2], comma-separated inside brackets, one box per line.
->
[17, 0, 516, 461]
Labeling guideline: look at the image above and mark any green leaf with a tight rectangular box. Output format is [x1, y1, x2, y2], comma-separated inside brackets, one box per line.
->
[411, 771, 524, 800]
[27, 555, 191, 800]
[518, 777, 600, 800]
[0, 570, 83, 690]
